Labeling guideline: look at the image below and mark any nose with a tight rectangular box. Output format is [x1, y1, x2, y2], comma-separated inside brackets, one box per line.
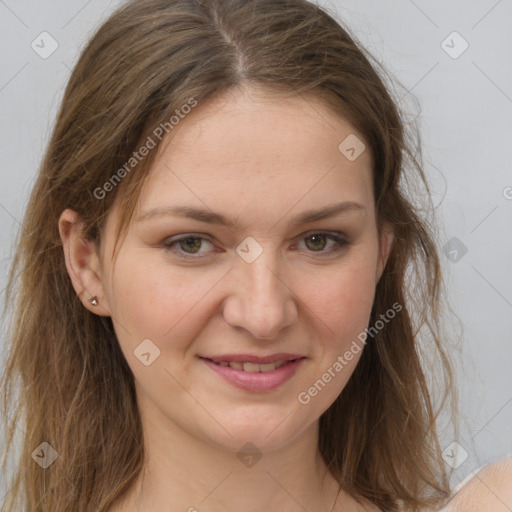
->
[222, 248, 298, 340]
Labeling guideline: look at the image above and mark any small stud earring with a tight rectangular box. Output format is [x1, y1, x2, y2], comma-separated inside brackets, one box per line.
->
[89, 296, 98, 306]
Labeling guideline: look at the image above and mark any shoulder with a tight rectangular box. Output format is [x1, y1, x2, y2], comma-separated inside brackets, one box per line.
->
[440, 457, 512, 512]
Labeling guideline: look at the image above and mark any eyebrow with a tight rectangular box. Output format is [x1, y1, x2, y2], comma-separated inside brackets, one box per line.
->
[135, 201, 366, 229]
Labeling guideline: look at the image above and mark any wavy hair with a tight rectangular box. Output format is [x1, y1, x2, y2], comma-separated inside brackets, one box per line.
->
[1, 0, 457, 510]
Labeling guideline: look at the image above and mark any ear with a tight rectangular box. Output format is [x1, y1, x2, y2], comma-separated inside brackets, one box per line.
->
[58, 209, 111, 317]
[376, 222, 394, 283]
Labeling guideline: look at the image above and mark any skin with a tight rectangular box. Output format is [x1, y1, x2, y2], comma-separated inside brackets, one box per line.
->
[59, 84, 512, 511]
[441, 458, 512, 512]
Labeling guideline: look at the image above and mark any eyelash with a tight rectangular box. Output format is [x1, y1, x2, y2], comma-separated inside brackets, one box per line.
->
[162, 231, 349, 260]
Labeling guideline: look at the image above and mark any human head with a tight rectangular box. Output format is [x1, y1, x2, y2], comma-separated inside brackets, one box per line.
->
[1, 0, 454, 510]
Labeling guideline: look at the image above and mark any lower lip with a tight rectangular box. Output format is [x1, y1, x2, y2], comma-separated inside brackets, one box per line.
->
[201, 358, 305, 392]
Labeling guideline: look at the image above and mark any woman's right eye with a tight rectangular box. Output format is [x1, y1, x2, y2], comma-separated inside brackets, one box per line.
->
[163, 235, 215, 259]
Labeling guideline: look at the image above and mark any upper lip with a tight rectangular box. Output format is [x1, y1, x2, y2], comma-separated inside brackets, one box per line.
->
[200, 353, 305, 364]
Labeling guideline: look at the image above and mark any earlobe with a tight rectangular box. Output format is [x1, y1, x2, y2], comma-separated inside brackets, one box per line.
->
[58, 209, 111, 317]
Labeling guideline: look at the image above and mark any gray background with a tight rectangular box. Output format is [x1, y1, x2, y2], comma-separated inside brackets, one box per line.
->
[1, 0, 511, 497]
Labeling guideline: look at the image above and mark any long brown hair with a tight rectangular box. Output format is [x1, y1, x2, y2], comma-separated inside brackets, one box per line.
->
[1, 0, 457, 510]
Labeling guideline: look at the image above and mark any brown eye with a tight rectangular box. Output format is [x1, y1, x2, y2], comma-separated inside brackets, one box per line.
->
[304, 234, 328, 251]
[163, 234, 215, 258]
[297, 232, 349, 256]
[179, 237, 203, 254]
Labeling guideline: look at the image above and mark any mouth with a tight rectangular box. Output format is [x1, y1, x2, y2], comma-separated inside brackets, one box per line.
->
[199, 354, 306, 392]
[203, 359, 295, 372]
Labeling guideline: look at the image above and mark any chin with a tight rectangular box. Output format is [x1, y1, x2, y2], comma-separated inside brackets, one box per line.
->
[203, 409, 314, 455]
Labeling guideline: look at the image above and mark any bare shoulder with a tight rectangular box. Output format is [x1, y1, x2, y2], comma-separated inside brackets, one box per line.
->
[441, 458, 512, 512]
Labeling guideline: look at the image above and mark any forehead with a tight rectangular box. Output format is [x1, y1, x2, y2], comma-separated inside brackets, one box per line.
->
[138, 86, 374, 225]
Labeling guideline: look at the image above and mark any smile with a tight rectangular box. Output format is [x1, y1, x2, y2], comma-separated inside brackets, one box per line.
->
[209, 360, 289, 372]
[200, 356, 305, 392]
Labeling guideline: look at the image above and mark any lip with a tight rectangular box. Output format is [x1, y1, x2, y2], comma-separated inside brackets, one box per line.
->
[200, 355, 305, 392]
[200, 353, 304, 364]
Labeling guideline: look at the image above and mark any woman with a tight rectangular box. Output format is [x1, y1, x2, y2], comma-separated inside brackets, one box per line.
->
[1, 0, 510, 510]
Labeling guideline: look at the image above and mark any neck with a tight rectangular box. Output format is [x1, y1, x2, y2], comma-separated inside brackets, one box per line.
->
[110, 398, 342, 512]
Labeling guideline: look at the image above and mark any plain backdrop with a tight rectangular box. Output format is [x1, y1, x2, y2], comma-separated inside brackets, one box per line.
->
[0, 0, 511, 497]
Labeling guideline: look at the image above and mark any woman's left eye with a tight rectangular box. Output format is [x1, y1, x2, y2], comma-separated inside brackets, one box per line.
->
[296, 232, 348, 255]
[162, 232, 348, 259]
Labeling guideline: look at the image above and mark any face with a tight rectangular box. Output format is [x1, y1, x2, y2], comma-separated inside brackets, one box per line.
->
[94, 86, 391, 452]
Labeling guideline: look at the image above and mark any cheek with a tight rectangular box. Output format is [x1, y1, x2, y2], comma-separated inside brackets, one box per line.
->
[295, 263, 377, 412]
[107, 251, 218, 346]
[305, 258, 378, 346]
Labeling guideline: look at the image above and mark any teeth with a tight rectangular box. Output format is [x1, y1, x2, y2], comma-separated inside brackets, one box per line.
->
[243, 362, 261, 372]
[213, 360, 289, 372]
[259, 363, 278, 372]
